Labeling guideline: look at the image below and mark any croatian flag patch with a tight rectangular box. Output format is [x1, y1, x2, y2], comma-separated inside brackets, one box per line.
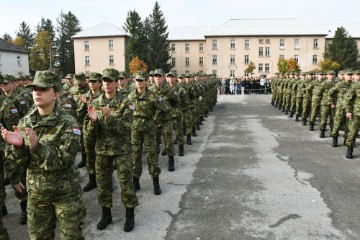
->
[11, 108, 18, 113]
[72, 128, 81, 135]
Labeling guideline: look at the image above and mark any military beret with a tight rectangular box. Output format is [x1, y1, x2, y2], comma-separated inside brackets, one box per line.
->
[102, 68, 119, 81]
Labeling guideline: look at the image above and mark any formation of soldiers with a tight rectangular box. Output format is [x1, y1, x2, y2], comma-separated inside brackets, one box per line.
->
[0, 68, 218, 239]
[270, 69, 360, 159]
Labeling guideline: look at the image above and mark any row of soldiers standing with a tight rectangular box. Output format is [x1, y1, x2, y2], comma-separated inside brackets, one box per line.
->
[0, 68, 218, 238]
[270, 69, 360, 159]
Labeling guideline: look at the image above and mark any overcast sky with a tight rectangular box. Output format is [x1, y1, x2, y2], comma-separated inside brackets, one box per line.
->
[1, 0, 359, 37]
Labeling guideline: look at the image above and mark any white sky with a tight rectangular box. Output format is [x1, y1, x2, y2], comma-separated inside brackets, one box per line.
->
[1, 0, 359, 37]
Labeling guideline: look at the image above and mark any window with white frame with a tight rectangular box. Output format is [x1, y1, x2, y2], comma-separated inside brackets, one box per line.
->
[245, 39, 249, 49]
[312, 55, 318, 64]
[313, 39, 319, 48]
[265, 47, 270, 56]
[185, 43, 190, 52]
[109, 55, 114, 65]
[171, 43, 176, 52]
[212, 55, 217, 64]
[199, 70, 204, 74]
[244, 71, 249, 77]
[265, 63, 270, 73]
[212, 40, 217, 50]
[185, 57, 190, 66]
[17, 56, 21, 66]
[230, 70, 235, 77]
[259, 39, 264, 44]
[294, 39, 300, 49]
[85, 56, 90, 66]
[294, 55, 299, 62]
[230, 55, 235, 64]
[199, 43, 204, 52]
[199, 57, 204, 66]
[266, 39, 271, 44]
[244, 55, 249, 64]
[280, 39, 285, 49]
[84, 41, 89, 51]
[258, 63, 263, 72]
[185, 70, 189, 74]
[171, 57, 176, 66]
[230, 39, 235, 49]
[109, 40, 114, 49]
[279, 55, 285, 59]
[259, 47, 264, 56]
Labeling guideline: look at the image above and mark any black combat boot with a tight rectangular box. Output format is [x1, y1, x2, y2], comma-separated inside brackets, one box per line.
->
[19, 201, 27, 225]
[332, 137, 338, 147]
[179, 145, 184, 156]
[285, 110, 288, 115]
[173, 139, 177, 145]
[271, 100, 274, 106]
[168, 156, 175, 171]
[196, 122, 201, 130]
[302, 118, 307, 126]
[133, 177, 140, 191]
[83, 174, 97, 192]
[320, 129, 325, 138]
[124, 207, 135, 232]
[77, 153, 86, 168]
[161, 149, 167, 156]
[295, 115, 299, 122]
[200, 115, 205, 121]
[97, 207, 112, 230]
[186, 134, 192, 145]
[152, 176, 161, 195]
[282, 107, 285, 112]
[192, 127, 197, 137]
[2, 204, 7, 216]
[309, 122, 314, 131]
[278, 104, 282, 110]
[346, 146, 353, 159]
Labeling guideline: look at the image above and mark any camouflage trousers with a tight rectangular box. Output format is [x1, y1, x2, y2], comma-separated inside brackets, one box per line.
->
[173, 116, 185, 146]
[301, 96, 311, 119]
[290, 94, 297, 113]
[309, 101, 321, 123]
[5, 161, 27, 204]
[0, 154, 9, 240]
[156, 120, 175, 156]
[295, 97, 303, 117]
[83, 119, 96, 175]
[345, 115, 360, 147]
[131, 128, 161, 177]
[271, 90, 277, 103]
[331, 107, 349, 138]
[276, 92, 283, 107]
[96, 154, 138, 208]
[284, 92, 291, 110]
[319, 105, 335, 130]
[183, 109, 193, 136]
[27, 189, 86, 240]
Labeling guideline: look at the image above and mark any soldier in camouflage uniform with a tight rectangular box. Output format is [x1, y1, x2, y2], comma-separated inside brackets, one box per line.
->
[309, 72, 325, 131]
[179, 74, 194, 145]
[128, 70, 171, 195]
[295, 72, 306, 121]
[301, 72, 314, 125]
[149, 69, 179, 171]
[118, 71, 133, 94]
[318, 71, 336, 137]
[87, 68, 138, 231]
[2, 70, 86, 240]
[289, 73, 299, 117]
[62, 73, 74, 92]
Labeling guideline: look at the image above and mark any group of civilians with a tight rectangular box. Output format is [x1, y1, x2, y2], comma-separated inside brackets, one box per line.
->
[218, 77, 271, 95]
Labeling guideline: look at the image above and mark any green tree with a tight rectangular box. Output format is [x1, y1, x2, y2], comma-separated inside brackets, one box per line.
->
[277, 58, 289, 75]
[245, 61, 256, 76]
[11, 37, 26, 48]
[29, 30, 52, 71]
[324, 26, 360, 70]
[16, 21, 33, 50]
[146, 1, 171, 71]
[37, 18, 55, 39]
[319, 58, 341, 72]
[56, 11, 82, 76]
[3, 33, 12, 42]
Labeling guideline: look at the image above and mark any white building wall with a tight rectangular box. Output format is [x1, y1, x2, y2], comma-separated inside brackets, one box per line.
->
[0, 51, 29, 75]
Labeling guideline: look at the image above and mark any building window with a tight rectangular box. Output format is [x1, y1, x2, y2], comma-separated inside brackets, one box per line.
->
[312, 55, 318, 64]
[294, 39, 300, 49]
[85, 56, 90, 66]
[185, 57, 190, 66]
[212, 55, 217, 64]
[109, 55, 114, 65]
[171, 57, 176, 66]
[265, 63, 270, 73]
[313, 39, 319, 49]
[245, 39, 249, 49]
[17, 56, 21, 66]
[265, 47, 270, 56]
[244, 55, 249, 64]
[279, 55, 285, 59]
[185, 43, 190, 52]
[199, 43, 204, 52]
[294, 55, 299, 62]
[259, 47, 264, 57]
[280, 39, 285, 49]
[212, 40, 217, 50]
[230, 39, 235, 49]
[244, 71, 249, 77]
[259, 39, 264, 44]
[84, 41, 89, 51]
[171, 43, 176, 52]
[230, 55, 235, 64]
[109, 40, 114, 49]
[212, 70, 217, 75]
[199, 57, 204, 66]
[230, 70, 235, 77]
[185, 70, 189, 74]
[258, 63, 263, 72]
[266, 39, 271, 44]
[199, 70, 204, 74]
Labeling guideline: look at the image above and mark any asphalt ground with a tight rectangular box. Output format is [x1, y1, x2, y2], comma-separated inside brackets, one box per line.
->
[3, 94, 360, 239]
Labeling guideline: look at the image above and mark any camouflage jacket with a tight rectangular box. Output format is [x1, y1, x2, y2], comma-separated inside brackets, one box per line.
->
[344, 81, 360, 115]
[329, 81, 353, 108]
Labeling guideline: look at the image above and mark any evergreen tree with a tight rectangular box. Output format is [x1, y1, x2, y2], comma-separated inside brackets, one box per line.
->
[56, 11, 82, 76]
[2, 33, 13, 42]
[16, 21, 34, 50]
[324, 26, 360, 70]
[146, 1, 171, 71]
[123, 10, 148, 68]
[37, 18, 55, 39]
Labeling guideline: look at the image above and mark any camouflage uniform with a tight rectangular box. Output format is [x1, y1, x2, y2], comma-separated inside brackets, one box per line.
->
[309, 75, 324, 130]
[319, 73, 336, 137]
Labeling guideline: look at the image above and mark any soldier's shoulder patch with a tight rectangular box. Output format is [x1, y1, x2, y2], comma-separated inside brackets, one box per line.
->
[11, 108, 18, 113]
[72, 128, 81, 135]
